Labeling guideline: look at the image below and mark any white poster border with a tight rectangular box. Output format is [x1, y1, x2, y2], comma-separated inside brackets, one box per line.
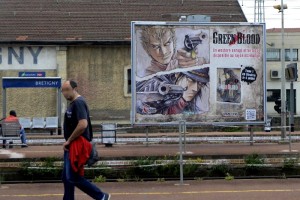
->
[131, 21, 266, 126]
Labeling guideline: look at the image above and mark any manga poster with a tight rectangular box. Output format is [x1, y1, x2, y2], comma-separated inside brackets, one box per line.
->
[131, 22, 265, 125]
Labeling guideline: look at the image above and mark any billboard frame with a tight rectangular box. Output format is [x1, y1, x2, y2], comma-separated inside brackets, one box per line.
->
[131, 21, 266, 126]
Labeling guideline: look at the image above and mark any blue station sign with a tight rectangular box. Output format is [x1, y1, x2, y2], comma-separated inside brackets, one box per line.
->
[2, 77, 61, 88]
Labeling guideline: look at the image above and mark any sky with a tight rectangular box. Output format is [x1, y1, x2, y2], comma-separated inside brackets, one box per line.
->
[238, 0, 300, 29]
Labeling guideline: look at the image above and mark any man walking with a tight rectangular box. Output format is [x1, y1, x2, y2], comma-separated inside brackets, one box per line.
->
[61, 80, 110, 200]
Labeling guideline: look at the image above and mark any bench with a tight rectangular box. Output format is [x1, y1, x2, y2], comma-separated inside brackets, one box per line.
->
[0, 121, 21, 148]
[18, 117, 59, 135]
[45, 117, 59, 135]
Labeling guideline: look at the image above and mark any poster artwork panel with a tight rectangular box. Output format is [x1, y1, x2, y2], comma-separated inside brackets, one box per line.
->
[131, 22, 265, 125]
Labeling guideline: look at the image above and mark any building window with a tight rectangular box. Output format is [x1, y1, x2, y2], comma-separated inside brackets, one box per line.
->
[124, 66, 131, 97]
[267, 89, 280, 102]
[127, 68, 131, 94]
[266, 48, 280, 61]
[267, 48, 298, 61]
[285, 49, 298, 61]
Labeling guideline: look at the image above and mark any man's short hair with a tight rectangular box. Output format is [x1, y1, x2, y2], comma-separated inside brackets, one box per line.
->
[69, 80, 78, 89]
[9, 110, 17, 117]
[140, 26, 176, 54]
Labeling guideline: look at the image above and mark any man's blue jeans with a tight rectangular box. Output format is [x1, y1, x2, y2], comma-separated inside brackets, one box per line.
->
[20, 127, 27, 144]
[62, 151, 105, 200]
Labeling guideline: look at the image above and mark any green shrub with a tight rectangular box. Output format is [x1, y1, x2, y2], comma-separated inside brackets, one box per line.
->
[244, 154, 265, 165]
[209, 164, 231, 177]
[93, 175, 106, 183]
[221, 126, 243, 132]
[225, 173, 234, 181]
[244, 154, 266, 176]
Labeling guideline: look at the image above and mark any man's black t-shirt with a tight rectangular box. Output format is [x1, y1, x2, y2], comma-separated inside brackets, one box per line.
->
[63, 96, 91, 141]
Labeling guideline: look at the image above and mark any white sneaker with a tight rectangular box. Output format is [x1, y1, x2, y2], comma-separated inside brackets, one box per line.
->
[102, 193, 111, 200]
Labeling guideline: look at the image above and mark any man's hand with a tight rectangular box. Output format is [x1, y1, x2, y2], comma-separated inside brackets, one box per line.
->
[63, 140, 71, 151]
[177, 49, 206, 68]
[63, 119, 88, 151]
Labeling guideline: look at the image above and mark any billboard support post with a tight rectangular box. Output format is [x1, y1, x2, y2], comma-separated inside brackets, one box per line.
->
[288, 111, 292, 152]
[178, 120, 186, 185]
[249, 125, 254, 146]
[146, 126, 149, 147]
[183, 122, 187, 154]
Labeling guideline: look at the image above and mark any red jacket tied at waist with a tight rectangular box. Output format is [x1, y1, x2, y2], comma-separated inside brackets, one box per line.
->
[69, 136, 92, 176]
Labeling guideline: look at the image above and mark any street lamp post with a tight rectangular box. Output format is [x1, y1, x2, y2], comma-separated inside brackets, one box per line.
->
[280, 0, 286, 139]
[274, 1, 287, 139]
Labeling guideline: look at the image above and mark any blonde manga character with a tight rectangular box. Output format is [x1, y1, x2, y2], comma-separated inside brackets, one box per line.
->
[139, 26, 207, 77]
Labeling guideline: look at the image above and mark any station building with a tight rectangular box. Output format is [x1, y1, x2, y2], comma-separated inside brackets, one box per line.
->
[0, 0, 247, 125]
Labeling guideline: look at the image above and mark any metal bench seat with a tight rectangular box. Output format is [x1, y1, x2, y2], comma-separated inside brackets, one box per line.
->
[45, 117, 58, 129]
[0, 121, 21, 148]
[19, 117, 32, 129]
[32, 117, 45, 129]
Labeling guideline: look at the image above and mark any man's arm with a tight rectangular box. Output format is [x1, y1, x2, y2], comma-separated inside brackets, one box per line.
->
[63, 119, 87, 151]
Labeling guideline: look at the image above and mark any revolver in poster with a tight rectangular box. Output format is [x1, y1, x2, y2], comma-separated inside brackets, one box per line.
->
[184, 32, 208, 59]
[136, 83, 184, 114]
[158, 83, 184, 96]
[136, 83, 184, 102]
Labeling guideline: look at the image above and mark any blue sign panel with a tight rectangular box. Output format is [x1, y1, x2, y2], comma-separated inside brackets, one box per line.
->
[18, 72, 46, 77]
[2, 77, 61, 88]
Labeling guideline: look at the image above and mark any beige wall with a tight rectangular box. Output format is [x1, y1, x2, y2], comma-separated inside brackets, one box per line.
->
[67, 45, 131, 122]
[0, 45, 132, 123]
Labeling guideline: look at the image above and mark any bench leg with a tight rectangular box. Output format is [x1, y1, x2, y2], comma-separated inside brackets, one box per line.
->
[9, 141, 13, 148]
[2, 140, 13, 149]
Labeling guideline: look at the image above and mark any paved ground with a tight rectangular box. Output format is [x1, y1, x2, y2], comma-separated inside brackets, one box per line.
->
[1, 179, 300, 200]
[1, 132, 300, 199]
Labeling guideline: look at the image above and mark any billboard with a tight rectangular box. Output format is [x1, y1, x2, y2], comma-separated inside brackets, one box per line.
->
[131, 22, 266, 125]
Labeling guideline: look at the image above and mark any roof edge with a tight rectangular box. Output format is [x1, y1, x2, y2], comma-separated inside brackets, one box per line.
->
[0, 40, 131, 46]
[237, 0, 248, 23]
